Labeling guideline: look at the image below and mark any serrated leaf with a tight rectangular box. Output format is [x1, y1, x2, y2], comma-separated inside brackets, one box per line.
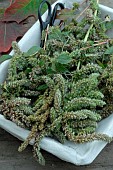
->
[105, 20, 113, 30]
[0, 54, 12, 64]
[3, 0, 46, 23]
[25, 46, 41, 56]
[56, 52, 72, 64]
[46, 67, 55, 74]
[0, 21, 28, 53]
[55, 63, 68, 73]
[39, 59, 45, 67]
[105, 46, 113, 55]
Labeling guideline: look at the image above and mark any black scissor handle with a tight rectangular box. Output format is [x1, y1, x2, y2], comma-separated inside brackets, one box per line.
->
[38, 0, 51, 31]
[50, 3, 64, 26]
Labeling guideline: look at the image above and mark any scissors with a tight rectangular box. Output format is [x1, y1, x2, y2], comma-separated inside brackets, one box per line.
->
[38, 0, 64, 47]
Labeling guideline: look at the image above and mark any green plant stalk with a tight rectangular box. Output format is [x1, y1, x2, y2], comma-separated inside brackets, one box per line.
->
[84, 0, 99, 43]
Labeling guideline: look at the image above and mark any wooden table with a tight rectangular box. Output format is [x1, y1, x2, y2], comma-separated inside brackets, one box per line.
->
[1, 128, 113, 170]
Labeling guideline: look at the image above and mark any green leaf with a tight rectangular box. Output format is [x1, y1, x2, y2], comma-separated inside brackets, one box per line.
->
[73, 2, 80, 10]
[96, 60, 106, 69]
[46, 67, 55, 74]
[39, 59, 45, 67]
[25, 67, 32, 74]
[37, 84, 48, 91]
[51, 60, 56, 71]
[105, 46, 113, 55]
[0, 54, 12, 64]
[56, 52, 72, 64]
[55, 63, 69, 73]
[105, 20, 113, 30]
[48, 27, 63, 41]
[25, 46, 41, 56]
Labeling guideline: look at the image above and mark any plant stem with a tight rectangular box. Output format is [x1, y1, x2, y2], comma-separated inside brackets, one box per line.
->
[80, 0, 89, 6]
[84, 0, 99, 43]
[44, 24, 49, 50]
[10, 0, 14, 6]
[80, 39, 111, 51]
[76, 5, 90, 21]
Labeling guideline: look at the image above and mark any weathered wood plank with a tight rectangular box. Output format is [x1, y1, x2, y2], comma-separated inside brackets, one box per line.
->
[0, 128, 113, 170]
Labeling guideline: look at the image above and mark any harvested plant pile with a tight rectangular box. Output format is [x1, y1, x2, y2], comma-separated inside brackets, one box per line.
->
[0, 0, 113, 165]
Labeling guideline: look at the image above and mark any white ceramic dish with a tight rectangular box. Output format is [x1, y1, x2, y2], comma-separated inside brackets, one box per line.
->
[0, 0, 113, 165]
